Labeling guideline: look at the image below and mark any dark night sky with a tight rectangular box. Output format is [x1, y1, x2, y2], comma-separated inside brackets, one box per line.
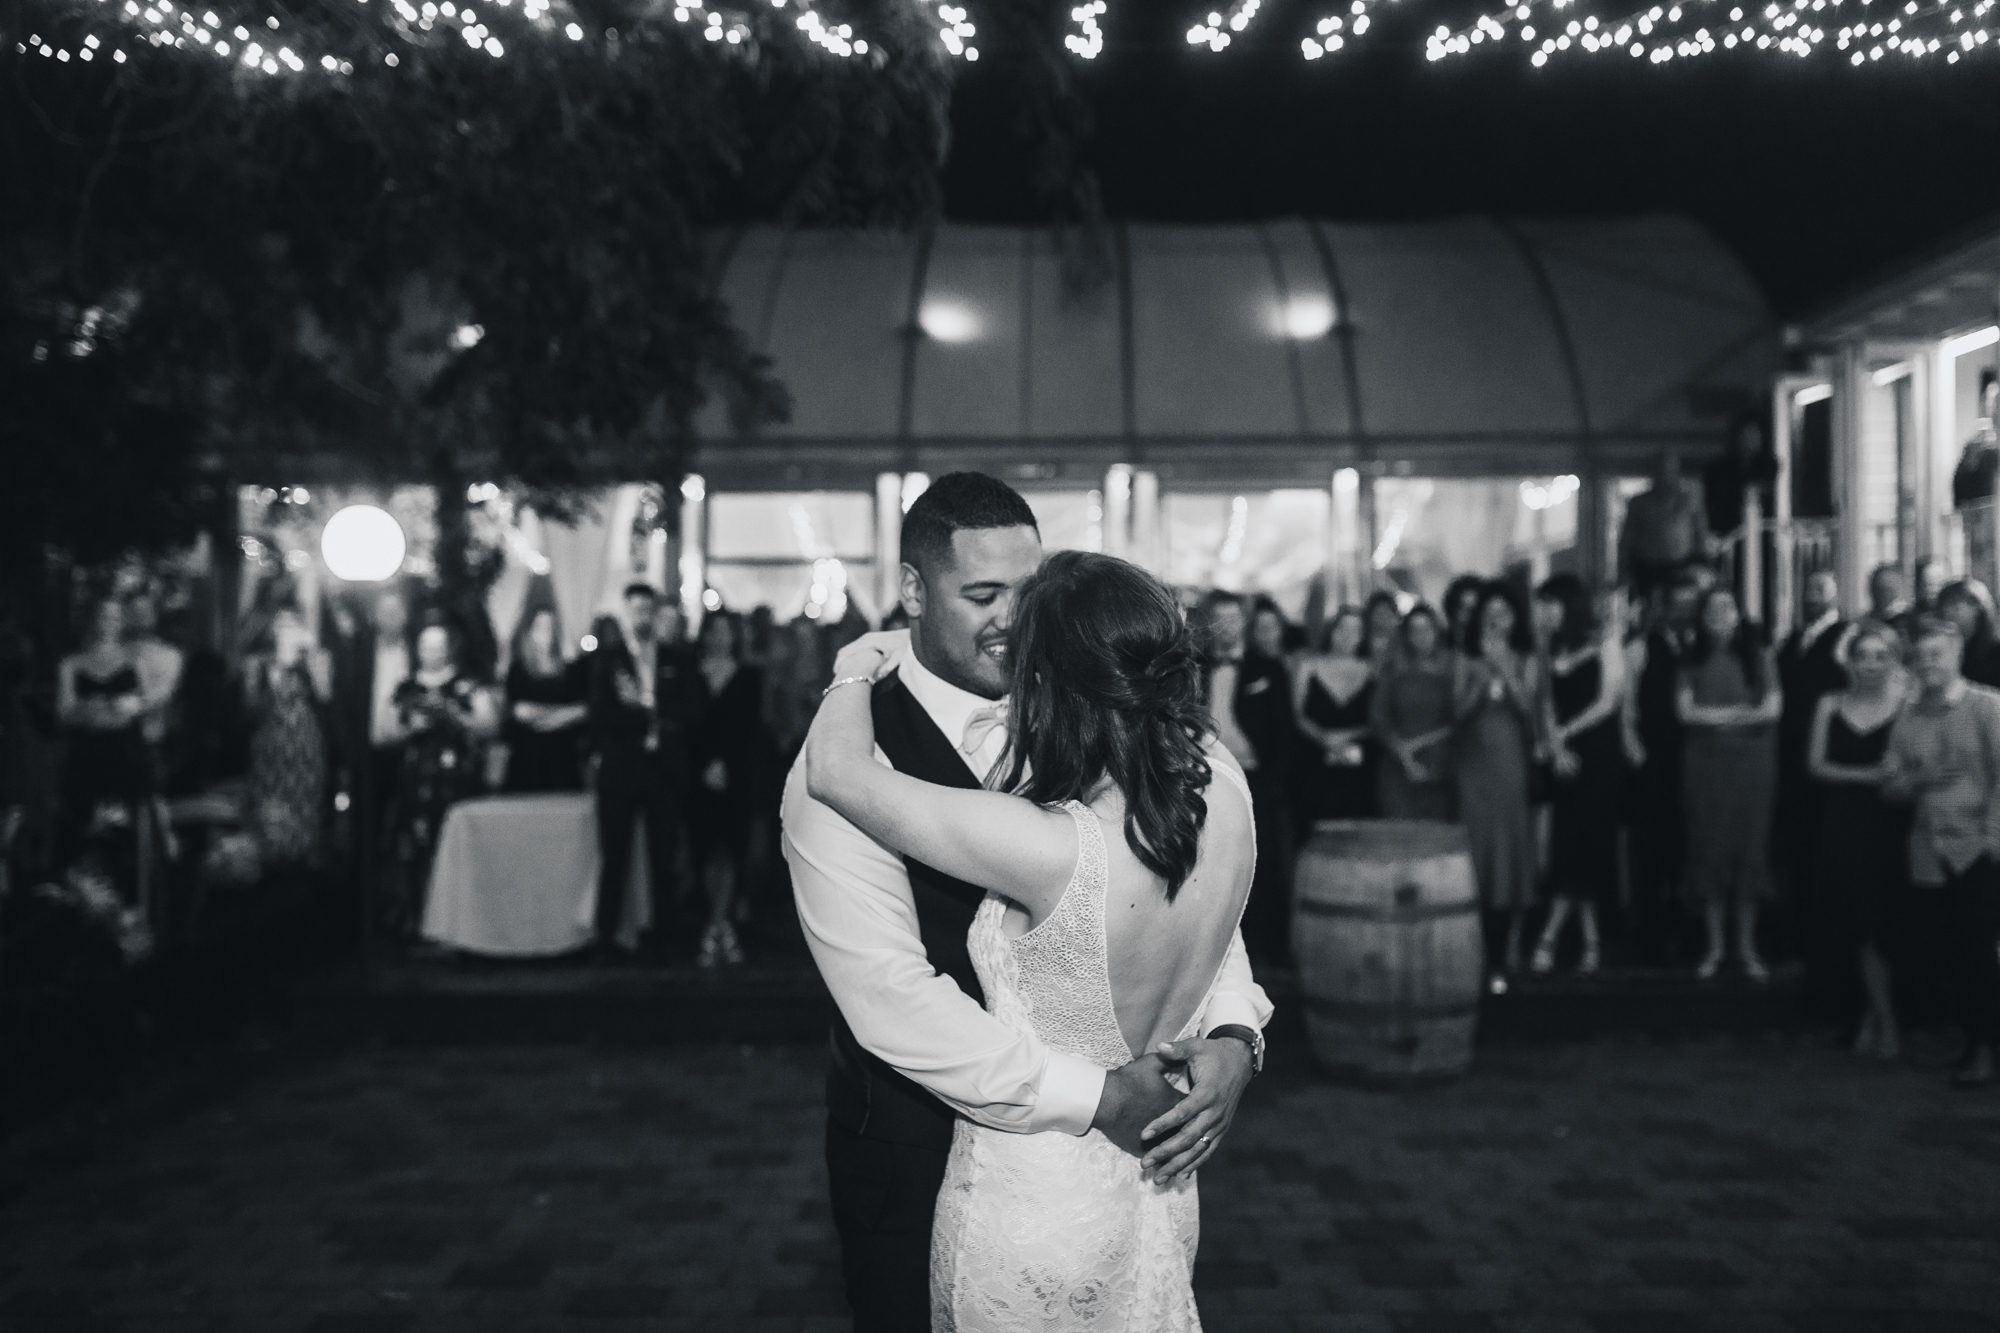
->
[941, 2, 2000, 315]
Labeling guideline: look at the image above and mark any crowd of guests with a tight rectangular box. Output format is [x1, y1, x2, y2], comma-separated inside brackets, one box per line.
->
[24, 575, 850, 972]
[1201, 560, 2000, 1089]
[21, 535, 2000, 1088]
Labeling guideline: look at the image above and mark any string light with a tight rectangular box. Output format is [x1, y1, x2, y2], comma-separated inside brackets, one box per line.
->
[1188, 0, 1262, 50]
[1415, 0, 2000, 65]
[1067, 0, 1107, 57]
[24, 0, 972, 79]
[1303, 0, 1392, 57]
[930, 1, 977, 60]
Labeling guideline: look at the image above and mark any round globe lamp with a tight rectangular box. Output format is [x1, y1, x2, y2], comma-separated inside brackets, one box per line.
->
[321, 504, 407, 583]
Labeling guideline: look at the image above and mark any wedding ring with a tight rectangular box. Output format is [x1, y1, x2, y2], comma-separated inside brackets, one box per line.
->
[1197, 1135, 1211, 1145]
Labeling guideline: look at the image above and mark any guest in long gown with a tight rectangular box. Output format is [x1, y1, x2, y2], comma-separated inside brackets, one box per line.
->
[1292, 606, 1375, 824]
[1531, 577, 1628, 976]
[1807, 621, 1909, 1058]
[388, 621, 494, 932]
[1936, 579, 2000, 689]
[1455, 581, 1541, 974]
[244, 608, 333, 868]
[688, 610, 776, 968]
[501, 608, 589, 793]
[1623, 571, 1705, 965]
[1370, 604, 1457, 820]
[56, 596, 150, 864]
[1678, 586, 1783, 981]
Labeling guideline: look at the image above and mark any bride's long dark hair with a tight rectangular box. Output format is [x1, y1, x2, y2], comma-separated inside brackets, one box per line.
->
[996, 550, 1213, 899]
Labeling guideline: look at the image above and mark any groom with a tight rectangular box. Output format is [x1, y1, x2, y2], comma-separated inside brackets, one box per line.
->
[783, 473, 1272, 1331]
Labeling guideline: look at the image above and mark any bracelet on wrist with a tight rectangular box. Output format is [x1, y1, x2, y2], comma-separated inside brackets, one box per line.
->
[821, 675, 873, 700]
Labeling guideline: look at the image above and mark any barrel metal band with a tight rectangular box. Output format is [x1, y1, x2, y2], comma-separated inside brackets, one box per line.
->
[1295, 899, 1478, 923]
[1304, 996, 1480, 1021]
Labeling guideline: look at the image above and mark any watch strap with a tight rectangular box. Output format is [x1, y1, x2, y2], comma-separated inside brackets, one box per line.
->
[1205, 1023, 1265, 1074]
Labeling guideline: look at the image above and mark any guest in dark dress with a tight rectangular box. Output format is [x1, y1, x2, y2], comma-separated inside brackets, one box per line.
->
[1292, 606, 1375, 824]
[1807, 620, 1910, 1060]
[1678, 586, 1782, 982]
[56, 596, 150, 868]
[1623, 571, 1704, 965]
[501, 608, 589, 793]
[688, 610, 776, 968]
[1531, 576, 1628, 976]
[388, 621, 494, 932]
[244, 608, 334, 868]
[1936, 579, 2000, 690]
[1371, 604, 1457, 820]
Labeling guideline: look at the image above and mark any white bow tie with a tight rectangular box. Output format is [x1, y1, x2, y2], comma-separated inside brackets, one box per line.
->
[962, 701, 1009, 756]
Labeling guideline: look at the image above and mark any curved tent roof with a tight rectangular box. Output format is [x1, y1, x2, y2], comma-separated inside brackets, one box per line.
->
[696, 217, 1774, 490]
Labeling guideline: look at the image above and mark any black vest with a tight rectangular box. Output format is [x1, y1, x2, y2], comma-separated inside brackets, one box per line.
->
[1635, 627, 1687, 772]
[1778, 619, 1850, 773]
[826, 674, 991, 1149]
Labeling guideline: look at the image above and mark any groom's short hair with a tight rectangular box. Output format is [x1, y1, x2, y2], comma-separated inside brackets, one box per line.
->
[901, 473, 1039, 578]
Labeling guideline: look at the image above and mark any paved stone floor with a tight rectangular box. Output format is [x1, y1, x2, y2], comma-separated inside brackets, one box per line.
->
[3, 1028, 1998, 1333]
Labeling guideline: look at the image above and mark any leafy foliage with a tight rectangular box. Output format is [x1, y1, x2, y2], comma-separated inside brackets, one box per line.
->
[4, 0, 957, 527]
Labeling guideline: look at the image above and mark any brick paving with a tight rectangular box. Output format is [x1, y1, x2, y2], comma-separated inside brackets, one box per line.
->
[3, 1028, 1999, 1333]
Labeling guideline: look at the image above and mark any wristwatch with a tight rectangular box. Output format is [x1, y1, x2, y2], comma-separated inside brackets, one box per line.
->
[1205, 1023, 1265, 1075]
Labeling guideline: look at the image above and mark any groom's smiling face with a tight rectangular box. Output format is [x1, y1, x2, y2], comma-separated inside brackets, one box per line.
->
[903, 524, 1043, 701]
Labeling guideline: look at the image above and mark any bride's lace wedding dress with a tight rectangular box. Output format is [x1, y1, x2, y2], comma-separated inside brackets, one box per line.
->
[930, 770, 1252, 1332]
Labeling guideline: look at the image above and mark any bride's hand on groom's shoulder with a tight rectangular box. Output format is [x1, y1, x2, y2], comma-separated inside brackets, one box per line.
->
[830, 629, 909, 685]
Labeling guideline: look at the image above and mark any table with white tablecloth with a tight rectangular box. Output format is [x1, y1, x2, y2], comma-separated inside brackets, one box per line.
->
[420, 793, 651, 956]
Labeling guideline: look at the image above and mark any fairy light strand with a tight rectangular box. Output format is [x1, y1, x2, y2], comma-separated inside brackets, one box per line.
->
[1066, 0, 1106, 57]
[1302, 0, 1393, 57]
[1414, 0, 2000, 65]
[20, 0, 972, 77]
[1187, 0, 1264, 50]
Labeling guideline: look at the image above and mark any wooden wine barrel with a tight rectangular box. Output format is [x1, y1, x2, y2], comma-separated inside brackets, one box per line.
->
[1293, 819, 1483, 1083]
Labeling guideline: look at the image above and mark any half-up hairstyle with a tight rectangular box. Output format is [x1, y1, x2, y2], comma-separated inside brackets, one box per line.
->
[997, 550, 1214, 900]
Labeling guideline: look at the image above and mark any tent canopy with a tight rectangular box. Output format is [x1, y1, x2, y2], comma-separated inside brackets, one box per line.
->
[697, 217, 1775, 489]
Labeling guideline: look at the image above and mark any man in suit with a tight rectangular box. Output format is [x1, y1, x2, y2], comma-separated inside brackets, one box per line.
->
[783, 473, 1271, 1333]
[588, 583, 694, 962]
[1774, 570, 1852, 1008]
[1202, 590, 1298, 966]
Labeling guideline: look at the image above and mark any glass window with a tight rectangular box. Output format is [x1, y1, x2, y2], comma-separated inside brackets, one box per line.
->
[708, 492, 875, 561]
[1371, 477, 1579, 606]
[1023, 490, 1104, 553]
[1164, 489, 1328, 617]
[706, 490, 875, 623]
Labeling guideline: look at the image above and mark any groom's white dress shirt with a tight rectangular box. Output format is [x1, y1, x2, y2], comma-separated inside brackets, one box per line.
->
[783, 648, 1273, 1138]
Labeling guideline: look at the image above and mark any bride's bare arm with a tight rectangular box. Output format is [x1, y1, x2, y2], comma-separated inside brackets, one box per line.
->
[804, 668, 1077, 920]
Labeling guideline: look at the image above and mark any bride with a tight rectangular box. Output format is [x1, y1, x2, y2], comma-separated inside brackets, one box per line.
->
[805, 549, 1257, 1332]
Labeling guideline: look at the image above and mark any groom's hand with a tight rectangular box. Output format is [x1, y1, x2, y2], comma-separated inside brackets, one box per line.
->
[1137, 1037, 1254, 1183]
[1090, 1053, 1184, 1158]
